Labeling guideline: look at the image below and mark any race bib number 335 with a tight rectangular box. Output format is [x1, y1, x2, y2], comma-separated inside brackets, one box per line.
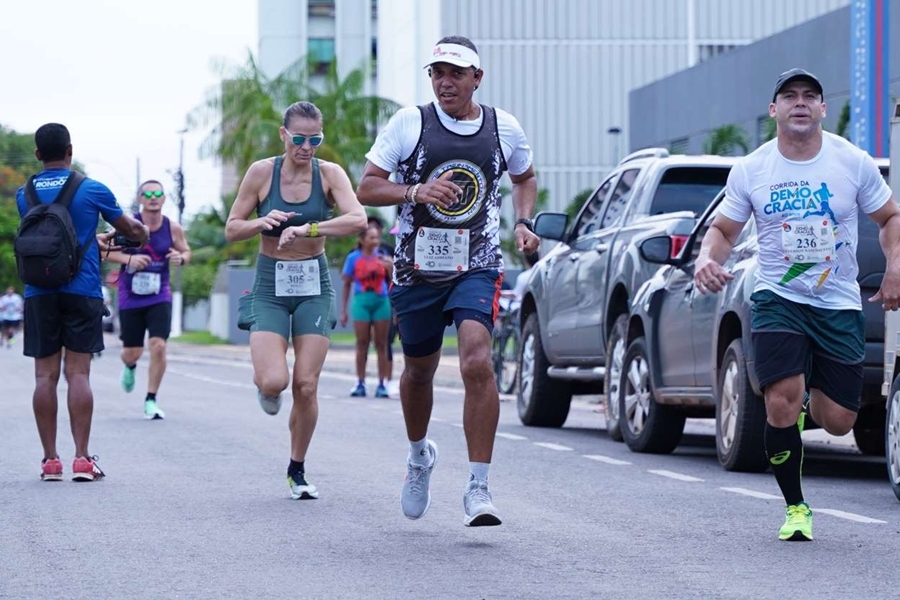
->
[781, 217, 836, 264]
[414, 227, 469, 272]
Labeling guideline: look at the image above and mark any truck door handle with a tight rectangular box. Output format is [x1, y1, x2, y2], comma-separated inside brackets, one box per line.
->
[568, 253, 581, 262]
[595, 243, 609, 254]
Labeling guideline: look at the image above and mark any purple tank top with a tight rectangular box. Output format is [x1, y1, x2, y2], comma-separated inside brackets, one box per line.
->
[118, 214, 173, 309]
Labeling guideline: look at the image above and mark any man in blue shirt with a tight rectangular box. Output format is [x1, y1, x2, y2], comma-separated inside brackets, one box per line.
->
[16, 123, 148, 482]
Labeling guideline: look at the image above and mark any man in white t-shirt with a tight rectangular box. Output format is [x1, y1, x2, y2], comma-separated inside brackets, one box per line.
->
[357, 35, 541, 528]
[0, 286, 24, 348]
[695, 68, 900, 542]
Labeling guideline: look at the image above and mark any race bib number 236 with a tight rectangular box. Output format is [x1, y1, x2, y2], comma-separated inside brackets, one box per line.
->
[781, 216, 836, 264]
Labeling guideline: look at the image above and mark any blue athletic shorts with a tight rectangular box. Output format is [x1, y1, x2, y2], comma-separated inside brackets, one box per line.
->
[390, 269, 503, 357]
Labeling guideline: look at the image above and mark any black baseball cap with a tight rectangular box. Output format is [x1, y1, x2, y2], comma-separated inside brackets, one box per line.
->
[772, 68, 823, 102]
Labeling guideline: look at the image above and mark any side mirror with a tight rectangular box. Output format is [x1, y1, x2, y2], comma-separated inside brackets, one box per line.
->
[639, 236, 674, 265]
[533, 212, 568, 241]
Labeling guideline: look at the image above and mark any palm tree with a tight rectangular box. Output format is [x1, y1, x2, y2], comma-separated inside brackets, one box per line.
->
[702, 124, 750, 156]
[188, 52, 400, 184]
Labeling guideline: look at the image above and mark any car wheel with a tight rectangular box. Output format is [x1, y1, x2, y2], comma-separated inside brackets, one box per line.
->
[517, 313, 573, 427]
[853, 404, 886, 456]
[604, 314, 627, 442]
[618, 336, 685, 454]
[716, 339, 768, 472]
[886, 375, 900, 501]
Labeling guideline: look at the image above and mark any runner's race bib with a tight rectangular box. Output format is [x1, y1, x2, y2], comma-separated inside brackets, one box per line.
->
[131, 272, 161, 295]
[781, 216, 836, 264]
[275, 259, 321, 297]
[414, 227, 469, 272]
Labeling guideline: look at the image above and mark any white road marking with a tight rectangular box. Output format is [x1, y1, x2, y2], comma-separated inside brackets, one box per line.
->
[534, 442, 574, 452]
[450, 423, 464, 428]
[496, 433, 528, 441]
[719, 487, 782, 500]
[430, 417, 445, 422]
[648, 470, 703, 482]
[167, 368, 255, 389]
[816, 508, 887, 524]
[583, 454, 631, 465]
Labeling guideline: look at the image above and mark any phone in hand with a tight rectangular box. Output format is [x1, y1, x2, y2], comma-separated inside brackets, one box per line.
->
[113, 234, 143, 249]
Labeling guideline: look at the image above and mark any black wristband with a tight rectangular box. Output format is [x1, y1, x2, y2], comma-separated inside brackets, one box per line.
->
[514, 218, 535, 233]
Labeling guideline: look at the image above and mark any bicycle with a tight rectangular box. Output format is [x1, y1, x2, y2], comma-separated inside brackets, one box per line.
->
[492, 299, 521, 394]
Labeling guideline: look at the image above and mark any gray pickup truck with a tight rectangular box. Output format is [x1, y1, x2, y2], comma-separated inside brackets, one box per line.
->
[517, 149, 735, 434]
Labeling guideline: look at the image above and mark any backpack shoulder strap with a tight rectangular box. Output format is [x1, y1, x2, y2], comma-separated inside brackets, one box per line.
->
[24, 176, 40, 209]
[52, 172, 86, 209]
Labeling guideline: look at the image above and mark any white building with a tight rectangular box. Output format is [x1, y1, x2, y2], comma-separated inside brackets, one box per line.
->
[257, 0, 848, 210]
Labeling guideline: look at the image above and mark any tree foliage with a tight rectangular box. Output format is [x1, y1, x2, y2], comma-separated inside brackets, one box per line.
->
[702, 124, 750, 156]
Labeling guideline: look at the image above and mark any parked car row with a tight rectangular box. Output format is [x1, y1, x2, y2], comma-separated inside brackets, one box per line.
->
[517, 152, 892, 477]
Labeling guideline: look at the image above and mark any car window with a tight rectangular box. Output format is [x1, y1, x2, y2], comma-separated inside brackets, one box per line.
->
[599, 169, 639, 229]
[648, 166, 731, 216]
[573, 176, 614, 238]
[689, 204, 754, 261]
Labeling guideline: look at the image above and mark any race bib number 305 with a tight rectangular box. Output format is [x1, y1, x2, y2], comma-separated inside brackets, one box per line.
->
[275, 260, 321, 297]
[414, 227, 469, 272]
[781, 217, 836, 264]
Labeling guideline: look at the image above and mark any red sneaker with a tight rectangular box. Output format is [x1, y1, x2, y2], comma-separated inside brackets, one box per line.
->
[72, 456, 105, 482]
[40, 457, 63, 481]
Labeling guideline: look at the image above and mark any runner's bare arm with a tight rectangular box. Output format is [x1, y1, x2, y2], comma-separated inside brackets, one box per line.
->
[226, 161, 295, 243]
[694, 213, 744, 294]
[167, 222, 192, 265]
[356, 161, 461, 209]
[510, 166, 540, 253]
[866, 196, 900, 310]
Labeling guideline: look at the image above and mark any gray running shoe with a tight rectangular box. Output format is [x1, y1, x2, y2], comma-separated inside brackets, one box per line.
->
[401, 440, 438, 519]
[257, 390, 282, 416]
[463, 477, 502, 527]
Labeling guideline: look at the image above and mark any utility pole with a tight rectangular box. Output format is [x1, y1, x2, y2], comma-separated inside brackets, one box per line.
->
[171, 128, 188, 338]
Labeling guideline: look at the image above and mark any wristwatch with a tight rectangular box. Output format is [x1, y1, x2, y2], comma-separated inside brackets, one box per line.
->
[514, 218, 535, 233]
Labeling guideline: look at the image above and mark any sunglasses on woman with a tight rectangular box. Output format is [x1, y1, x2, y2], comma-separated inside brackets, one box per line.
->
[141, 190, 164, 198]
[286, 132, 325, 147]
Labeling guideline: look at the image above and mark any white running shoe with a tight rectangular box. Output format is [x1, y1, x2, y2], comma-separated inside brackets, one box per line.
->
[257, 390, 282, 416]
[463, 476, 502, 527]
[401, 440, 438, 519]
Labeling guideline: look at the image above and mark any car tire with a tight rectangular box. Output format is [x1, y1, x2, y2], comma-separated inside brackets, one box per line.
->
[716, 339, 768, 472]
[618, 336, 685, 454]
[886, 375, 900, 501]
[853, 404, 886, 456]
[604, 314, 627, 442]
[517, 313, 573, 428]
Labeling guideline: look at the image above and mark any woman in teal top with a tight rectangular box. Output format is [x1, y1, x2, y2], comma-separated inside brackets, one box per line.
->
[340, 224, 394, 398]
[225, 101, 367, 501]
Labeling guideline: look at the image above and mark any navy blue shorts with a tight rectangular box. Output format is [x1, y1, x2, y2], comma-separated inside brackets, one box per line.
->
[390, 269, 503, 357]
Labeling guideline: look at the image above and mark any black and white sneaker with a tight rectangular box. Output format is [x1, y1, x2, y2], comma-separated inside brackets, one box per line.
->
[288, 472, 319, 500]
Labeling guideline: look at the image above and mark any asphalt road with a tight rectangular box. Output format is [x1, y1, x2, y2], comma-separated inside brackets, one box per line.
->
[2, 337, 898, 600]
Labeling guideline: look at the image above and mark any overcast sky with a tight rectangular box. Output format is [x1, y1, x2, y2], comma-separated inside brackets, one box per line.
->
[0, 0, 258, 221]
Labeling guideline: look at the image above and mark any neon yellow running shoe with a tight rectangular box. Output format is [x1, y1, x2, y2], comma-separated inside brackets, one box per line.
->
[779, 502, 813, 541]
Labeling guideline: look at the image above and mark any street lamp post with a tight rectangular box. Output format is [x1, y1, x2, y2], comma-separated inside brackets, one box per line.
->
[607, 126, 622, 164]
[171, 128, 188, 338]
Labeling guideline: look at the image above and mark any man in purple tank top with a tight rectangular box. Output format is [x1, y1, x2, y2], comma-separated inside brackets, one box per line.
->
[101, 180, 191, 420]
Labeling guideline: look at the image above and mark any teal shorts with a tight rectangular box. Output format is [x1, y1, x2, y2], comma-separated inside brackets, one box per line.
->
[237, 254, 336, 340]
[350, 291, 391, 322]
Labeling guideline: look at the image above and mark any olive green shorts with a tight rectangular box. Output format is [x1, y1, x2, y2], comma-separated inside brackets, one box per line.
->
[237, 254, 336, 340]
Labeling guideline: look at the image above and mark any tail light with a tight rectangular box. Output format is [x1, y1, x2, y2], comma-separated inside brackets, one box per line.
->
[670, 235, 690, 259]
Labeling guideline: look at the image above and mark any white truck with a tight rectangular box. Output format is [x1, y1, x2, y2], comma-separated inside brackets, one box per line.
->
[882, 100, 900, 501]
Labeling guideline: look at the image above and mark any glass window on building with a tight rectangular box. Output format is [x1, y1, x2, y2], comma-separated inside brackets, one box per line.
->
[309, 38, 335, 75]
[308, 0, 335, 16]
[669, 137, 688, 155]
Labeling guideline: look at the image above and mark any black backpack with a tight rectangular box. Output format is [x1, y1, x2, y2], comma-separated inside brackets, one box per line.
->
[14, 172, 90, 288]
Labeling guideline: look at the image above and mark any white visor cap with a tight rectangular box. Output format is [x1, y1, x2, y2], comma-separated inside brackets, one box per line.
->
[425, 43, 480, 70]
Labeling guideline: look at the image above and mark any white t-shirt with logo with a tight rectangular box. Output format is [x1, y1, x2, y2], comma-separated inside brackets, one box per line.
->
[719, 132, 892, 310]
[365, 102, 533, 176]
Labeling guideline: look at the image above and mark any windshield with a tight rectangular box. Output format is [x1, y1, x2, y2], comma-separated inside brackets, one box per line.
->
[649, 166, 731, 216]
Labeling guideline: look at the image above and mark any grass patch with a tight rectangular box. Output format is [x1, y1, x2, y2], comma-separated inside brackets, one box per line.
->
[172, 330, 229, 345]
